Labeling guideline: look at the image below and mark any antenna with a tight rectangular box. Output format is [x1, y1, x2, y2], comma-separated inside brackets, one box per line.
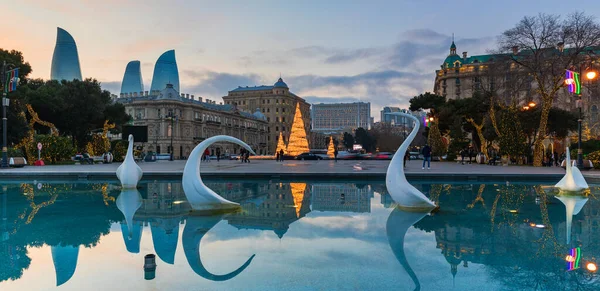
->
[452, 33, 455, 42]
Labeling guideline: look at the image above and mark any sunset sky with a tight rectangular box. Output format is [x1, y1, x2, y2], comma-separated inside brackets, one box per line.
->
[4, 0, 600, 120]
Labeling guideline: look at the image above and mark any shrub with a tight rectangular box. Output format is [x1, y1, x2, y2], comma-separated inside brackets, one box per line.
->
[586, 150, 600, 169]
[111, 140, 127, 162]
[29, 135, 76, 164]
[8, 147, 23, 157]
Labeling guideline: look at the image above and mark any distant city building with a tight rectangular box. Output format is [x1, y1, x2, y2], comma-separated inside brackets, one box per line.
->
[50, 27, 82, 81]
[380, 107, 426, 127]
[117, 84, 269, 158]
[150, 50, 180, 92]
[311, 102, 371, 133]
[222, 78, 311, 154]
[311, 184, 372, 213]
[120, 60, 144, 94]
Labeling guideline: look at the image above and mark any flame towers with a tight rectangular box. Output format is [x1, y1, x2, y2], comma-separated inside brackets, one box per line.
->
[120, 61, 144, 94]
[50, 27, 82, 81]
[150, 50, 180, 92]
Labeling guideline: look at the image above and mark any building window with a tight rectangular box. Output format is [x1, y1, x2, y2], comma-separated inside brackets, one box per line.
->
[282, 117, 285, 122]
[243, 101, 246, 105]
[282, 108, 285, 113]
[267, 99, 270, 104]
[262, 100, 265, 104]
[267, 108, 270, 113]
[276, 108, 279, 113]
[267, 117, 270, 122]
[276, 117, 279, 122]
[276, 99, 279, 104]
[282, 126, 286, 132]
[262, 108, 265, 113]
[276, 126, 279, 131]
[167, 125, 172, 137]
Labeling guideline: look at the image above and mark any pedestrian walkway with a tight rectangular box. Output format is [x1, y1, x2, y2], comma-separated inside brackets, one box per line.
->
[0, 159, 586, 182]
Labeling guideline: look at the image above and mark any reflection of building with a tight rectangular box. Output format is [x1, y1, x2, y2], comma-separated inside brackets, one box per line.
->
[50, 27, 82, 81]
[222, 78, 311, 154]
[118, 84, 269, 157]
[311, 184, 372, 213]
[311, 102, 371, 133]
[226, 183, 311, 238]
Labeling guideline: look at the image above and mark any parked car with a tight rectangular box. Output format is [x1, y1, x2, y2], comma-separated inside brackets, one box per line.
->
[374, 152, 394, 160]
[156, 154, 171, 160]
[337, 151, 358, 160]
[296, 153, 323, 160]
[358, 153, 373, 160]
[409, 152, 422, 159]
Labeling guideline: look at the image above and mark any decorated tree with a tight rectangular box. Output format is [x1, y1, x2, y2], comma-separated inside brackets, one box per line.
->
[327, 137, 335, 158]
[428, 122, 446, 157]
[275, 131, 287, 155]
[497, 107, 526, 159]
[286, 103, 309, 156]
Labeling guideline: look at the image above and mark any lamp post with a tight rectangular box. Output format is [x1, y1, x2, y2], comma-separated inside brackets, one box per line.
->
[167, 112, 175, 161]
[1, 61, 18, 169]
[566, 68, 597, 169]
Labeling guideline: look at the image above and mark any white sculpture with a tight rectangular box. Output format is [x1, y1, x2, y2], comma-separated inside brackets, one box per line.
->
[555, 147, 589, 192]
[183, 215, 256, 281]
[385, 112, 436, 211]
[183, 135, 255, 211]
[116, 134, 143, 189]
[386, 208, 429, 291]
[116, 188, 142, 251]
[555, 195, 589, 244]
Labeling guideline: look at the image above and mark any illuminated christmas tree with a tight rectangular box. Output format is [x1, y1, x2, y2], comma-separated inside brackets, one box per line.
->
[290, 183, 306, 218]
[327, 136, 335, 158]
[286, 102, 309, 156]
[275, 131, 287, 155]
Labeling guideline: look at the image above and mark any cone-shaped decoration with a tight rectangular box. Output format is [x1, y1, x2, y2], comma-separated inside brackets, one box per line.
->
[275, 131, 287, 155]
[290, 183, 306, 218]
[327, 137, 335, 158]
[286, 103, 309, 156]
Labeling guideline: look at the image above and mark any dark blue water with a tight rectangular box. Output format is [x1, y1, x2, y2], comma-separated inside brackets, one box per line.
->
[0, 180, 598, 290]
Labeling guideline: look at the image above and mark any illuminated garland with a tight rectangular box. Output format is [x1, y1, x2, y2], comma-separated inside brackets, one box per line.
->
[567, 247, 581, 271]
[275, 131, 287, 155]
[566, 70, 581, 94]
[327, 136, 335, 158]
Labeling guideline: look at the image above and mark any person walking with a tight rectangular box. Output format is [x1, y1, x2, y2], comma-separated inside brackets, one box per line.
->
[279, 149, 285, 163]
[216, 148, 221, 162]
[468, 147, 474, 164]
[240, 148, 245, 163]
[460, 148, 466, 165]
[276, 151, 280, 162]
[334, 148, 339, 162]
[404, 150, 409, 168]
[422, 144, 431, 170]
[204, 148, 210, 163]
[245, 149, 250, 163]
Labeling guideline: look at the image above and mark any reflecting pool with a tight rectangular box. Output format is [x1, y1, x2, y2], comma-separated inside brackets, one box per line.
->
[0, 180, 599, 290]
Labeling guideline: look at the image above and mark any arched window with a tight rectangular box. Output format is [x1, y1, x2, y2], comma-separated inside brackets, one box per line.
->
[592, 105, 598, 123]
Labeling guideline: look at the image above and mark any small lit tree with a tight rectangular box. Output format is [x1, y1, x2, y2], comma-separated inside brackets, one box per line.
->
[327, 136, 335, 158]
[275, 131, 287, 155]
[428, 122, 446, 158]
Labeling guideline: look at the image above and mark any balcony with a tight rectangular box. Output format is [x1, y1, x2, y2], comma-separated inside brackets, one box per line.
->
[206, 120, 221, 125]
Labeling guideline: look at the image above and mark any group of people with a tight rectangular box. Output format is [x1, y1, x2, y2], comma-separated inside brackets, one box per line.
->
[544, 151, 564, 167]
[275, 149, 285, 162]
[239, 148, 251, 163]
[460, 147, 476, 165]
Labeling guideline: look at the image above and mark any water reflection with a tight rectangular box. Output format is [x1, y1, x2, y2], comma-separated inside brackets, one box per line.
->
[1, 180, 600, 290]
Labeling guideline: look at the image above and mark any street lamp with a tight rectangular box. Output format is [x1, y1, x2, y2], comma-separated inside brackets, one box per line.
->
[1, 62, 18, 168]
[567, 68, 597, 169]
[166, 111, 176, 161]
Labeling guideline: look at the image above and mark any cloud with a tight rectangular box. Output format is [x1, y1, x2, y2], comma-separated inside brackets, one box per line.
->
[324, 48, 382, 64]
[100, 81, 120, 93]
[182, 70, 265, 98]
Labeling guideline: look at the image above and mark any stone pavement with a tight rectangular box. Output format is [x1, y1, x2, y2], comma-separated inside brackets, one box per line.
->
[0, 159, 592, 182]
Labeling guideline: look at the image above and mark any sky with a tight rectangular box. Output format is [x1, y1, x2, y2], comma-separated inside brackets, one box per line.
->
[4, 0, 600, 121]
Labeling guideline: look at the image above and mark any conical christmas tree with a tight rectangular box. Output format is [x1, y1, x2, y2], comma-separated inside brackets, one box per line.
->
[290, 183, 306, 218]
[286, 102, 309, 156]
[428, 122, 446, 158]
[275, 131, 287, 155]
[327, 136, 335, 158]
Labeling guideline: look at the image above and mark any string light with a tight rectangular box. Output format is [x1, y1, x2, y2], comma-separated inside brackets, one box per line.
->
[565, 70, 581, 94]
[275, 131, 287, 155]
[326, 136, 335, 158]
[286, 103, 310, 156]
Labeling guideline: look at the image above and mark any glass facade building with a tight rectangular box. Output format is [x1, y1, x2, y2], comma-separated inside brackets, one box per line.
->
[150, 50, 180, 92]
[120, 61, 144, 94]
[50, 27, 82, 81]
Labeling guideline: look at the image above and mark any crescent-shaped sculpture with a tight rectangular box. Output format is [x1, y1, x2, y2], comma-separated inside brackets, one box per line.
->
[182, 215, 255, 281]
[555, 147, 589, 192]
[51, 245, 79, 286]
[385, 112, 436, 211]
[554, 194, 589, 244]
[116, 134, 143, 189]
[386, 208, 429, 291]
[116, 188, 142, 241]
[182, 135, 255, 211]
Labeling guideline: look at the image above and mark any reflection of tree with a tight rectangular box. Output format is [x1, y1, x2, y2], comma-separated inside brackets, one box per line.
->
[414, 182, 600, 290]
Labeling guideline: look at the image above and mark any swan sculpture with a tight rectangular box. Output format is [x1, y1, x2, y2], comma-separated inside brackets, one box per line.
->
[555, 147, 589, 192]
[116, 134, 143, 189]
[386, 208, 429, 291]
[182, 135, 255, 211]
[554, 194, 589, 244]
[385, 112, 436, 211]
[116, 188, 143, 253]
[182, 215, 256, 281]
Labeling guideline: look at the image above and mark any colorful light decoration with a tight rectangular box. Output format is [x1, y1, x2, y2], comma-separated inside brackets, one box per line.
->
[566, 70, 581, 94]
[566, 247, 581, 271]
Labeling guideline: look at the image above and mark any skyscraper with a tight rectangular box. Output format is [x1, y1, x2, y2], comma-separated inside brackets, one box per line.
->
[120, 61, 144, 94]
[150, 50, 180, 92]
[50, 27, 82, 81]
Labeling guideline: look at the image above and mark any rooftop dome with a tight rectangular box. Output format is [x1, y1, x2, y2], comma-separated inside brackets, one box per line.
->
[450, 41, 456, 50]
[253, 108, 266, 120]
[157, 83, 180, 100]
[273, 77, 289, 89]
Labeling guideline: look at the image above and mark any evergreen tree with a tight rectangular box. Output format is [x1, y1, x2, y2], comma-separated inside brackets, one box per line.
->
[275, 131, 286, 155]
[286, 103, 309, 156]
[327, 136, 335, 158]
[428, 122, 446, 157]
[498, 107, 526, 159]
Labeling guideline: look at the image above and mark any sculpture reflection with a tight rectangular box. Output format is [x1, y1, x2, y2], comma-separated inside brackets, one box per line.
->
[182, 215, 255, 281]
[386, 208, 428, 291]
[116, 188, 143, 253]
[554, 194, 589, 244]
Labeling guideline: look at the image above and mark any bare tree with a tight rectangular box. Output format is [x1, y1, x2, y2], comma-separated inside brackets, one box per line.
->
[498, 12, 600, 166]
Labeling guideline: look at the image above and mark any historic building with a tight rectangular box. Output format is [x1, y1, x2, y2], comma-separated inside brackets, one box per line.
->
[311, 183, 373, 213]
[118, 84, 269, 158]
[50, 27, 82, 81]
[311, 102, 371, 133]
[222, 78, 311, 154]
[433, 41, 600, 133]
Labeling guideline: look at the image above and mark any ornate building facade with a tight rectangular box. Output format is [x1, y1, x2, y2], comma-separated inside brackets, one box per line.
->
[222, 78, 311, 154]
[118, 84, 269, 158]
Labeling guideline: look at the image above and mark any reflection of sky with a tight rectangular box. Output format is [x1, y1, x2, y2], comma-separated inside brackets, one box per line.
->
[2, 182, 600, 290]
